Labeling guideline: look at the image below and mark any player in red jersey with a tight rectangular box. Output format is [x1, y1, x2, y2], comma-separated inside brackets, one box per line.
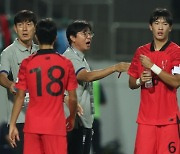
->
[8, 18, 78, 154]
[128, 8, 180, 154]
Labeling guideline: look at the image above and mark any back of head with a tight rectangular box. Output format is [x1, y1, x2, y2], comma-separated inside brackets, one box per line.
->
[149, 8, 173, 26]
[66, 20, 92, 45]
[14, 10, 37, 25]
[36, 18, 57, 45]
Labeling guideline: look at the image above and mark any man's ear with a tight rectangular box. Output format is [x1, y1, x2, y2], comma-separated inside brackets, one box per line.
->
[149, 24, 152, 31]
[13, 25, 17, 33]
[169, 26, 172, 32]
[34, 35, 39, 44]
[70, 35, 75, 43]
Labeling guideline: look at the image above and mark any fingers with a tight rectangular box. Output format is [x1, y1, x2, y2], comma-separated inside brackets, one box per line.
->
[10, 83, 17, 95]
[9, 137, 17, 148]
[66, 122, 73, 132]
[140, 71, 152, 83]
[77, 103, 83, 116]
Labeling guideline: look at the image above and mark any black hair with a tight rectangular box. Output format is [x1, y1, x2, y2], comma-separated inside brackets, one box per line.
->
[14, 10, 37, 25]
[36, 18, 57, 45]
[149, 8, 173, 26]
[66, 20, 92, 45]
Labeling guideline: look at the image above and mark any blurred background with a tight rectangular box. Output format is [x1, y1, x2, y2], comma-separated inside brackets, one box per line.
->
[0, 0, 180, 153]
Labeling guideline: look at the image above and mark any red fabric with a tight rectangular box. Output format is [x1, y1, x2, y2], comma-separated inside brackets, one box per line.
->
[24, 133, 67, 154]
[134, 124, 180, 154]
[128, 42, 180, 125]
[16, 51, 77, 135]
[0, 15, 11, 47]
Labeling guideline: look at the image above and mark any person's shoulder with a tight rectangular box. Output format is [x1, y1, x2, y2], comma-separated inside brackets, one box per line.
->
[32, 43, 39, 51]
[63, 47, 76, 59]
[134, 43, 151, 55]
[137, 43, 150, 50]
[1, 42, 15, 53]
[21, 53, 35, 66]
[169, 41, 180, 49]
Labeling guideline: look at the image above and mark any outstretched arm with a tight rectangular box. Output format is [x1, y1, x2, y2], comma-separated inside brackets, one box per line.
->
[77, 62, 131, 82]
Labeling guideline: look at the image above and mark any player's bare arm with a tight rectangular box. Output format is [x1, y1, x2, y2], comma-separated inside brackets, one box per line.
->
[64, 95, 83, 116]
[77, 62, 130, 82]
[140, 54, 180, 88]
[9, 89, 25, 147]
[66, 89, 77, 132]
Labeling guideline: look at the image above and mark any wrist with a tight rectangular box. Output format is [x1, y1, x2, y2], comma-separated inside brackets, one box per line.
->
[150, 64, 162, 75]
[136, 78, 141, 86]
[113, 65, 116, 73]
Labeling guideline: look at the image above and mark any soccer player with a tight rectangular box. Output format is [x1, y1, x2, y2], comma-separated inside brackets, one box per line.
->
[63, 20, 130, 154]
[0, 10, 38, 154]
[128, 8, 180, 154]
[8, 18, 78, 154]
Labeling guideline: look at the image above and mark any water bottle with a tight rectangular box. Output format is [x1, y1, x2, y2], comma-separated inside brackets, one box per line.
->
[145, 69, 153, 88]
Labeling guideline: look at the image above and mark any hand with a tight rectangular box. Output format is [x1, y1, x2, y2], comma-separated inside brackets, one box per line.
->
[114, 62, 131, 72]
[77, 103, 83, 116]
[139, 54, 153, 69]
[66, 116, 75, 132]
[9, 83, 17, 95]
[8, 125, 20, 148]
[140, 70, 152, 84]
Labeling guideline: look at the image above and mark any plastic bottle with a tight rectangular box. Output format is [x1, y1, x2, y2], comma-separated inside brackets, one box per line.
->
[145, 69, 153, 88]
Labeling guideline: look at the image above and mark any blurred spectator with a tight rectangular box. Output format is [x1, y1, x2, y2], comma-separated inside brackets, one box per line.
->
[92, 80, 106, 154]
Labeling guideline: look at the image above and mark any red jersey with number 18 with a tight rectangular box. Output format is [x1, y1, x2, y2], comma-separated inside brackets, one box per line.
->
[16, 49, 77, 135]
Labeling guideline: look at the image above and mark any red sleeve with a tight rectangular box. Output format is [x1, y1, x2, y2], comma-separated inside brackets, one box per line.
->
[171, 47, 180, 68]
[66, 60, 78, 91]
[15, 59, 28, 91]
[128, 48, 141, 79]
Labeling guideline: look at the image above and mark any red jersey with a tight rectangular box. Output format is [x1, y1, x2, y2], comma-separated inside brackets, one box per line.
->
[128, 41, 180, 125]
[16, 49, 77, 135]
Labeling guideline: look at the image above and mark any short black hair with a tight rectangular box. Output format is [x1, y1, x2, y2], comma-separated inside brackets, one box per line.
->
[36, 18, 57, 45]
[14, 10, 37, 25]
[149, 8, 173, 26]
[66, 20, 92, 45]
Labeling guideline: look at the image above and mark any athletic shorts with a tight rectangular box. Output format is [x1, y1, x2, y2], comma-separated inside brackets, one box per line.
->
[134, 124, 180, 154]
[24, 133, 67, 154]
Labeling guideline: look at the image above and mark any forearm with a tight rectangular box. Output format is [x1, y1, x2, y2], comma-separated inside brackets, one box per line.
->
[129, 76, 141, 89]
[68, 90, 77, 119]
[0, 73, 13, 89]
[79, 66, 115, 82]
[10, 92, 25, 126]
[157, 71, 180, 88]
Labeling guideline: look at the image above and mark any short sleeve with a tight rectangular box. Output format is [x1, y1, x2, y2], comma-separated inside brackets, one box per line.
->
[66, 60, 78, 91]
[128, 48, 141, 79]
[171, 48, 180, 68]
[0, 50, 11, 74]
[15, 59, 28, 90]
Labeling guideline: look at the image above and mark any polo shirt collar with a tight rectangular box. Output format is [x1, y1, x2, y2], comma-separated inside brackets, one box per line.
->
[71, 47, 85, 60]
[14, 38, 36, 53]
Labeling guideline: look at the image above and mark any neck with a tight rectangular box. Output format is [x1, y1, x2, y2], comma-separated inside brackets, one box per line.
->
[71, 44, 85, 53]
[154, 39, 168, 51]
[40, 44, 54, 49]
